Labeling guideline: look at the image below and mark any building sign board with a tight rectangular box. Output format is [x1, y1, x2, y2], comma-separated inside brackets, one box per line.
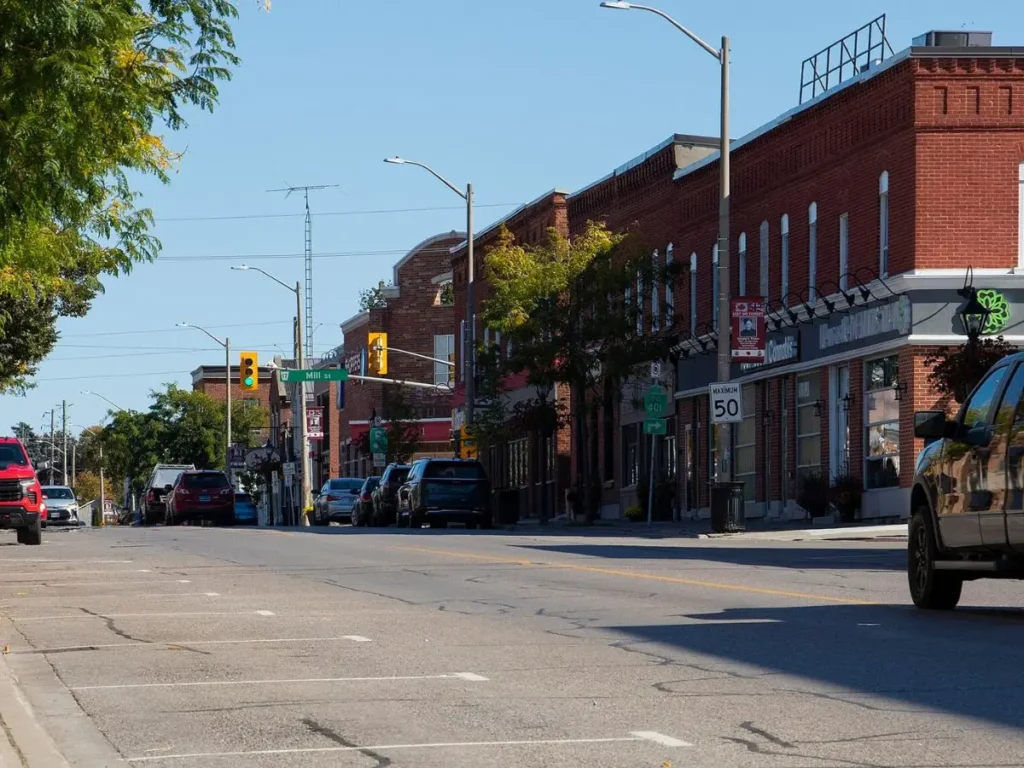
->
[731, 299, 766, 360]
[818, 295, 912, 351]
[739, 333, 799, 372]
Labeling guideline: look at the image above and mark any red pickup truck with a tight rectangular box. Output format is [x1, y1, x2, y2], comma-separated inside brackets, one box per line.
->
[0, 437, 45, 545]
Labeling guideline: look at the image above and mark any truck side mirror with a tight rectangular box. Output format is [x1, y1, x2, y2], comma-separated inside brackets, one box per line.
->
[913, 411, 948, 439]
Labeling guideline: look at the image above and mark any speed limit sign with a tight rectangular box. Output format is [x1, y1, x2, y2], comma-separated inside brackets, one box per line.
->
[709, 382, 742, 423]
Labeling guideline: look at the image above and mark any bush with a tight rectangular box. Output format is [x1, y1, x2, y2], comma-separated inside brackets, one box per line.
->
[624, 505, 645, 523]
[830, 474, 863, 523]
[796, 471, 831, 518]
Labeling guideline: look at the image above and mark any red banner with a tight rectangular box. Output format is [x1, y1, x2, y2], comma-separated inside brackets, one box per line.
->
[731, 299, 766, 361]
[306, 406, 324, 440]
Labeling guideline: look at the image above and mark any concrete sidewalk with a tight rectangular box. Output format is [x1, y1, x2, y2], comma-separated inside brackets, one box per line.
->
[0, 652, 71, 768]
[508, 516, 907, 541]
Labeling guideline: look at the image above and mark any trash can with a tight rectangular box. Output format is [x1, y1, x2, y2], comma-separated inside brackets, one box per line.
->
[710, 482, 746, 533]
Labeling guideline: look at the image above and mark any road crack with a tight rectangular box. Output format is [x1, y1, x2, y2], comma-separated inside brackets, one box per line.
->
[300, 718, 392, 767]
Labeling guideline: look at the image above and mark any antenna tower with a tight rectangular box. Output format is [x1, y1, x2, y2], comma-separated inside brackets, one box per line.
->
[267, 183, 339, 361]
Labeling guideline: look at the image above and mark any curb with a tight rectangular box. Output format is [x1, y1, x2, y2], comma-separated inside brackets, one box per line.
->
[0, 617, 124, 768]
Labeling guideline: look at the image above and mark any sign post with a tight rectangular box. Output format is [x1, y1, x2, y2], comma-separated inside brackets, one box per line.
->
[642, 383, 669, 530]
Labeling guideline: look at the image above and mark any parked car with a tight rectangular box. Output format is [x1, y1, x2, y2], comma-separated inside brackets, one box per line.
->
[313, 478, 364, 525]
[371, 463, 411, 527]
[0, 437, 45, 545]
[351, 476, 381, 527]
[234, 492, 259, 525]
[911, 350, 1024, 609]
[397, 458, 491, 529]
[143, 463, 195, 525]
[165, 470, 234, 526]
[41, 485, 79, 526]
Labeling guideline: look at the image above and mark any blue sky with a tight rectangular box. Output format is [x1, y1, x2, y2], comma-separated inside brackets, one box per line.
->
[3, 0, 1016, 435]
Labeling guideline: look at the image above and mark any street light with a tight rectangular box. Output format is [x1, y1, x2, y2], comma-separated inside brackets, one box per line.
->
[384, 156, 476, 432]
[177, 323, 232, 477]
[958, 289, 990, 342]
[81, 390, 127, 413]
[231, 264, 310, 524]
[600, 2, 732, 483]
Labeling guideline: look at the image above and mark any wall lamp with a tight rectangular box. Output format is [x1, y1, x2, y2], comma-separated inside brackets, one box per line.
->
[892, 378, 908, 402]
[841, 391, 856, 414]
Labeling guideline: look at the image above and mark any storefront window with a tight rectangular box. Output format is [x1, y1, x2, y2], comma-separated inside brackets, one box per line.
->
[508, 437, 529, 489]
[865, 356, 900, 489]
[797, 372, 821, 484]
[735, 385, 756, 501]
[622, 423, 640, 487]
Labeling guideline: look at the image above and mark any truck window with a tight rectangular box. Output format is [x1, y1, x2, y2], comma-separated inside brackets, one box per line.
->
[961, 366, 1009, 430]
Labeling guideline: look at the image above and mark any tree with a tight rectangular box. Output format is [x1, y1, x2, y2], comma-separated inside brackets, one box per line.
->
[354, 387, 423, 465]
[0, 0, 263, 392]
[74, 472, 102, 504]
[480, 222, 682, 521]
[359, 280, 391, 311]
[925, 336, 1017, 405]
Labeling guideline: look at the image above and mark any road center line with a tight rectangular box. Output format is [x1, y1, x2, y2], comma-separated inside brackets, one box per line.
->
[71, 672, 489, 691]
[124, 732, 689, 762]
[391, 545, 876, 605]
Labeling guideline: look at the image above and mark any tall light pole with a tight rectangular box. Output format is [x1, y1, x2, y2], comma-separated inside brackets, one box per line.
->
[384, 157, 475, 431]
[600, 1, 732, 482]
[178, 324, 232, 477]
[232, 265, 310, 524]
[81, 390, 128, 413]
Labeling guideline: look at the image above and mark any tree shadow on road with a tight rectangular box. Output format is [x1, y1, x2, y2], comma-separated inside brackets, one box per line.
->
[511, 542, 905, 571]
[612, 601, 1024, 731]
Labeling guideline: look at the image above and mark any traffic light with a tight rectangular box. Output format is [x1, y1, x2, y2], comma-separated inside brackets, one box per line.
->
[240, 352, 259, 392]
[368, 332, 387, 375]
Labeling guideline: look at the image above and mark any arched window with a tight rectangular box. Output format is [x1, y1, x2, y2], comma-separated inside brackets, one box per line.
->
[808, 202, 818, 302]
[780, 214, 790, 305]
[738, 233, 747, 296]
[879, 171, 890, 277]
[689, 252, 698, 333]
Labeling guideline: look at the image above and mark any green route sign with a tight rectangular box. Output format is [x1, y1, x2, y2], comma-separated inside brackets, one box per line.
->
[279, 368, 349, 383]
[369, 427, 388, 454]
[643, 419, 667, 436]
[643, 385, 668, 417]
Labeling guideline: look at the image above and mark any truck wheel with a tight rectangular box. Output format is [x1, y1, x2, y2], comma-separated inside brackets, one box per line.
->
[17, 518, 42, 546]
[908, 507, 962, 610]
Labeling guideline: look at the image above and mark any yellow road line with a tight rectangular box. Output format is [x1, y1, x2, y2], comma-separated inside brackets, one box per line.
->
[391, 545, 875, 606]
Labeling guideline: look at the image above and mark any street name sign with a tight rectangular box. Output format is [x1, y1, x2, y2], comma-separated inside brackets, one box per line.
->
[709, 382, 742, 423]
[279, 368, 349, 383]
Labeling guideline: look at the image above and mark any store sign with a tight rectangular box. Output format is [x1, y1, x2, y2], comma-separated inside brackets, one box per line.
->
[739, 334, 799, 372]
[978, 289, 1011, 334]
[731, 299, 766, 360]
[819, 295, 912, 351]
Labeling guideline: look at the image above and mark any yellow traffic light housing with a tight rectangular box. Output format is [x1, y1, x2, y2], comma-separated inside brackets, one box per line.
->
[368, 332, 387, 375]
[240, 352, 259, 392]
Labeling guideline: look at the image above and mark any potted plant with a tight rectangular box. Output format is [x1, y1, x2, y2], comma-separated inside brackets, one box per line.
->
[796, 471, 831, 518]
[624, 505, 645, 523]
[830, 474, 863, 523]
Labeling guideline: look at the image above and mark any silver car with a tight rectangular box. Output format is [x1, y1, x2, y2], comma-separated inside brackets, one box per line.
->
[41, 486, 79, 526]
[313, 478, 363, 526]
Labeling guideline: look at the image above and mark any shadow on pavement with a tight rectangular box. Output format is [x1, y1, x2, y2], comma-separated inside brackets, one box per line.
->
[511, 543, 905, 571]
[612, 602, 1024, 730]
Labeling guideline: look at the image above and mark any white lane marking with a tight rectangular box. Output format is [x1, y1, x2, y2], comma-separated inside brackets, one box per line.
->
[177, 580, 190, 584]
[11, 611, 262, 622]
[453, 672, 489, 681]
[1, 579, 193, 588]
[255, 610, 275, 616]
[857, 623, 880, 627]
[10, 636, 378, 654]
[125, 734, 690, 762]
[138, 569, 151, 573]
[0, 559, 133, 564]
[631, 731, 693, 747]
[203, 593, 219, 597]
[71, 672, 490, 691]
[341, 635, 372, 643]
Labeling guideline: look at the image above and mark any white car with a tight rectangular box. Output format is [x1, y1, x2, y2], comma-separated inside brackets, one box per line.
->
[40, 486, 79, 526]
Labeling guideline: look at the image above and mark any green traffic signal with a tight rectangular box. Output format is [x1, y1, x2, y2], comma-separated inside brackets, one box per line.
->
[244, 376, 254, 387]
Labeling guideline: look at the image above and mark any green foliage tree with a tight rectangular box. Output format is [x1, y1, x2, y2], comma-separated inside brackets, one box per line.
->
[74, 471, 102, 504]
[0, 0, 264, 393]
[101, 383, 268, 499]
[354, 387, 423, 465]
[925, 336, 1017, 405]
[359, 280, 391, 311]
[479, 222, 683, 521]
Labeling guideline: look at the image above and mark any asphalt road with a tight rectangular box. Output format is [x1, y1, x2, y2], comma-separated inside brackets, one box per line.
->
[3, 525, 1024, 768]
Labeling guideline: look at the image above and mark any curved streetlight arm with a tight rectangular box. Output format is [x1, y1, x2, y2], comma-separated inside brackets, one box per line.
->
[232, 265, 297, 295]
[81, 391, 127, 413]
[177, 323, 226, 348]
[601, 2, 721, 60]
[384, 158, 466, 200]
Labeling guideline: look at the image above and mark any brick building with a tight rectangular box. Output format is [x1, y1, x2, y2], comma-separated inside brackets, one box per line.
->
[450, 189, 573, 520]
[337, 231, 464, 477]
[191, 364, 275, 438]
[567, 136, 719, 518]
[657, 32, 1024, 522]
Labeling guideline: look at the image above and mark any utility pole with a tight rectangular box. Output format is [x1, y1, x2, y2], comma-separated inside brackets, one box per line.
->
[50, 409, 55, 485]
[295, 291, 311, 525]
[61, 400, 68, 485]
[465, 182, 475, 430]
[225, 336, 232, 481]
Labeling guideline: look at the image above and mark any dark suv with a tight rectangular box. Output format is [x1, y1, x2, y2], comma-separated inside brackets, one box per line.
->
[371, 463, 410, 527]
[911, 350, 1024, 609]
[397, 458, 491, 529]
[0, 438, 45, 545]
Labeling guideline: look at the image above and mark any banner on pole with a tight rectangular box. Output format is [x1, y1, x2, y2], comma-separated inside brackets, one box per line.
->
[731, 299, 766, 361]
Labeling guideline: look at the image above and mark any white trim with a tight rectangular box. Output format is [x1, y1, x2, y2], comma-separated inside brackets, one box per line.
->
[340, 311, 369, 336]
[908, 334, 1024, 344]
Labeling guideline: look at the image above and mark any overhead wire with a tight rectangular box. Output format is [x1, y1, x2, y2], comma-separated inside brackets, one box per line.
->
[154, 202, 522, 223]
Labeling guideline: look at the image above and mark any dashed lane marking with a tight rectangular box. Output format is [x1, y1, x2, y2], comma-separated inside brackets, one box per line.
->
[10, 610, 276, 622]
[9, 636, 376, 654]
[71, 672, 489, 691]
